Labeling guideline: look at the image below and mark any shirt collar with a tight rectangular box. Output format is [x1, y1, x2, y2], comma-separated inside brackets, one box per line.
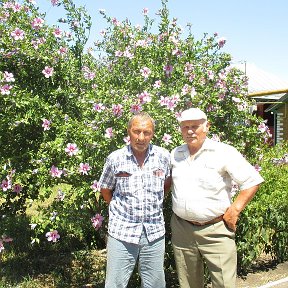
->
[177, 137, 216, 155]
[126, 143, 155, 157]
[201, 138, 217, 151]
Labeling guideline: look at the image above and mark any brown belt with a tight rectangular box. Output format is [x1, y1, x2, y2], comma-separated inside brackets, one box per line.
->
[186, 215, 224, 226]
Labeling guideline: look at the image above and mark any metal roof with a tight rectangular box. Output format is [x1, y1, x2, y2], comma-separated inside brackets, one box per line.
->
[232, 62, 288, 100]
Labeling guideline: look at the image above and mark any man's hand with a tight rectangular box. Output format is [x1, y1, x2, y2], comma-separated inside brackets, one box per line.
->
[224, 184, 260, 231]
[100, 188, 113, 204]
[223, 206, 240, 232]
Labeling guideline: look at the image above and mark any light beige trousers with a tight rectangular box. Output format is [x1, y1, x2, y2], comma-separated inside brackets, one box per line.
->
[171, 213, 237, 288]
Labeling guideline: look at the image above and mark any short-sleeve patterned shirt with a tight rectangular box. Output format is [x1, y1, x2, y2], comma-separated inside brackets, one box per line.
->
[99, 144, 171, 244]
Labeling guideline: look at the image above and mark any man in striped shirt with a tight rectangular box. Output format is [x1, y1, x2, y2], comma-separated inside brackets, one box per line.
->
[99, 112, 171, 288]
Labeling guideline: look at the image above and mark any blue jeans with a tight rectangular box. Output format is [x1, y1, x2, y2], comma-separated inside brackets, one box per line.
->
[105, 229, 166, 288]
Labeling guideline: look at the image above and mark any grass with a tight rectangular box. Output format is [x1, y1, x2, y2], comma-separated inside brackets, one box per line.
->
[0, 249, 107, 288]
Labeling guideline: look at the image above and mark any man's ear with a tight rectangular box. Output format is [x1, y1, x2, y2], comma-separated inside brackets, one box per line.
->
[203, 121, 210, 133]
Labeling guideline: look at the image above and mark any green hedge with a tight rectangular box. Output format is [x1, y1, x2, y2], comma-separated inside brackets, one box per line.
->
[236, 142, 288, 273]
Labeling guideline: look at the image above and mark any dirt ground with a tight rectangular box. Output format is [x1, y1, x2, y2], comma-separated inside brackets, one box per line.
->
[236, 260, 288, 288]
[204, 256, 288, 288]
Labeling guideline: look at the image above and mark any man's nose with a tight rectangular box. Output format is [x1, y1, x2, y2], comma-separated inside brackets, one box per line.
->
[138, 132, 145, 140]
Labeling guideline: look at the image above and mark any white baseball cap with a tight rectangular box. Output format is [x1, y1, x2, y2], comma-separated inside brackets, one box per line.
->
[178, 108, 207, 122]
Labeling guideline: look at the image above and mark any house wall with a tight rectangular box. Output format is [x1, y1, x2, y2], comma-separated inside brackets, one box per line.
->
[276, 104, 288, 143]
[280, 105, 288, 141]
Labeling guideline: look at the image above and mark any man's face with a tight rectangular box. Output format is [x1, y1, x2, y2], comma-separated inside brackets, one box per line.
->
[180, 119, 209, 146]
[128, 118, 154, 155]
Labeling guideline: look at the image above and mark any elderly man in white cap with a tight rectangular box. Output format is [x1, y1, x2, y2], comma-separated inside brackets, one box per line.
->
[170, 107, 264, 288]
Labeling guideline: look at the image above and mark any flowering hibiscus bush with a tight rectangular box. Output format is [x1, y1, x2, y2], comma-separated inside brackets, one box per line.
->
[0, 0, 105, 250]
[1, 0, 283, 272]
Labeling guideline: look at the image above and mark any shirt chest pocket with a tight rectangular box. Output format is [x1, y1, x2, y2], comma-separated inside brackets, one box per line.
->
[150, 168, 165, 195]
[196, 166, 224, 191]
[115, 171, 138, 195]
